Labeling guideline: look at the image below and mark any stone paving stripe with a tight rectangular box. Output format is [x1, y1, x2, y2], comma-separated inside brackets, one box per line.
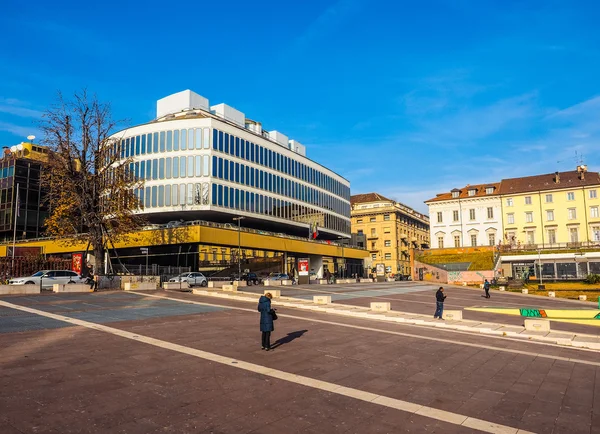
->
[0, 298, 534, 434]
[132, 292, 600, 365]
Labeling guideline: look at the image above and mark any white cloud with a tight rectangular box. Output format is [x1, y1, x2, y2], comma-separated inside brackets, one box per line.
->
[0, 98, 43, 118]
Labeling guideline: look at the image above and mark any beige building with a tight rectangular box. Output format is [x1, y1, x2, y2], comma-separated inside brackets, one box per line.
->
[351, 193, 430, 277]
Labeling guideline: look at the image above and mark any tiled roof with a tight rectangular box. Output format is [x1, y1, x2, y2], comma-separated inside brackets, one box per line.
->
[350, 192, 394, 205]
[425, 183, 501, 203]
[498, 170, 600, 195]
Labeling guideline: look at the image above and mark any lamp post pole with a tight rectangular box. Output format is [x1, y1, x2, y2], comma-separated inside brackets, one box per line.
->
[233, 217, 245, 280]
[538, 248, 543, 286]
[338, 236, 345, 278]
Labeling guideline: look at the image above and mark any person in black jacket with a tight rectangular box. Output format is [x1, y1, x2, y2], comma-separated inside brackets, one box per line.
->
[483, 279, 491, 299]
[257, 292, 274, 351]
[434, 287, 446, 319]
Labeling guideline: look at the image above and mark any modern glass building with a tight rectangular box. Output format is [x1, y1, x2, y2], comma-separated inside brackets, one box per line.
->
[110, 90, 351, 239]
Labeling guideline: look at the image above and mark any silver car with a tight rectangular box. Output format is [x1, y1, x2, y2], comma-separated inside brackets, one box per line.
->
[168, 272, 208, 287]
[9, 270, 83, 289]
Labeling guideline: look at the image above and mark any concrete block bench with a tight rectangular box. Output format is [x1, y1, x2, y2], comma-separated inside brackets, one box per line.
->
[370, 302, 391, 312]
[548, 291, 555, 297]
[499, 286, 506, 291]
[264, 289, 281, 297]
[264, 280, 281, 286]
[442, 310, 463, 321]
[317, 279, 328, 285]
[0, 285, 41, 295]
[524, 318, 550, 332]
[53, 283, 93, 293]
[313, 295, 332, 304]
[208, 281, 227, 288]
[222, 284, 237, 292]
[579, 295, 587, 301]
[124, 282, 157, 291]
[281, 280, 293, 286]
[163, 282, 190, 290]
[522, 289, 528, 294]
[233, 280, 247, 287]
[360, 278, 373, 283]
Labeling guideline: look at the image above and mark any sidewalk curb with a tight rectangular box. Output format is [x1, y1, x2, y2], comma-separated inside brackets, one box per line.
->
[187, 288, 600, 351]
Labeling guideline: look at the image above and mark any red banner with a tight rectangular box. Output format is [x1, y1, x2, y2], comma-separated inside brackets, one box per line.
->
[72, 253, 83, 274]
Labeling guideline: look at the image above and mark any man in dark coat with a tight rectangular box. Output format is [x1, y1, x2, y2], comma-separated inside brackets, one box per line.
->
[483, 279, 491, 299]
[434, 287, 446, 320]
[257, 293, 274, 350]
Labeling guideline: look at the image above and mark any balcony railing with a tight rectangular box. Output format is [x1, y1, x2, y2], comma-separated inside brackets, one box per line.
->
[499, 241, 600, 253]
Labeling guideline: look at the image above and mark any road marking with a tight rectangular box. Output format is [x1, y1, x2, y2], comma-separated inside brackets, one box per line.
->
[0, 299, 534, 434]
[128, 292, 600, 364]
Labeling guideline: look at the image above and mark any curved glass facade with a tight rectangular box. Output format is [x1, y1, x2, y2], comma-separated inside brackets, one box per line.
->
[110, 119, 351, 237]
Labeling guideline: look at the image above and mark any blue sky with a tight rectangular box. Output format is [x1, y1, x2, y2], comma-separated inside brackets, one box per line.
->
[1, 0, 600, 214]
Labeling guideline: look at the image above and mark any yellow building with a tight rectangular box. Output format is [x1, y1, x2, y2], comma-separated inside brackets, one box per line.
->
[351, 193, 429, 277]
[499, 167, 600, 247]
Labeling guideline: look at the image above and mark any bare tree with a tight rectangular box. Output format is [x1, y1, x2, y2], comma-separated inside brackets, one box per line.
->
[40, 90, 145, 275]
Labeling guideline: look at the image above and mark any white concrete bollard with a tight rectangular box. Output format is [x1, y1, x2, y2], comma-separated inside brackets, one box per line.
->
[264, 290, 281, 297]
[522, 289, 528, 294]
[462, 282, 467, 286]
[499, 286, 506, 291]
[0, 285, 41, 295]
[222, 284, 237, 292]
[442, 310, 463, 321]
[313, 295, 332, 304]
[548, 291, 555, 297]
[524, 318, 550, 332]
[579, 295, 587, 301]
[370, 302, 391, 312]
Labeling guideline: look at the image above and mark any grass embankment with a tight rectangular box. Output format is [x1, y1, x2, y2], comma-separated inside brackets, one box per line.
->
[505, 281, 600, 303]
[417, 252, 494, 270]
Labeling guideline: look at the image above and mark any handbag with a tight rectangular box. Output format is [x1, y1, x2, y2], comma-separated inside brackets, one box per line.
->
[269, 309, 278, 320]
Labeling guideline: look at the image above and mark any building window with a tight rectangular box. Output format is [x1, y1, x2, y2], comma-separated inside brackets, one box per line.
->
[488, 233, 495, 246]
[371, 242, 376, 249]
[438, 237, 444, 248]
[383, 214, 390, 221]
[469, 209, 475, 220]
[591, 206, 599, 218]
[452, 191, 459, 198]
[590, 190, 598, 199]
[468, 189, 476, 196]
[371, 254, 377, 260]
[384, 227, 391, 234]
[454, 235, 460, 247]
[526, 230, 535, 244]
[384, 253, 391, 260]
[357, 230, 363, 235]
[357, 219, 363, 223]
[525, 196, 532, 205]
[568, 208, 577, 220]
[485, 187, 494, 194]
[384, 240, 391, 247]
[453, 210, 459, 221]
[437, 212, 442, 223]
[548, 229, 557, 244]
[370, 228, 376, 236]
[525, 212, 533, 223]
[592, 226, 600, 241]
[567, 192, 575, 201]
[546, 210, 554, 221]
[506, 198, 513, 207]
[370, 217, 376, 222]
[570, 227, 579, 242]
[487, 207, 493, 219]
[470, 234, 477, 246]
[507, 213, 514, 224]
[545, 194, 553, 203]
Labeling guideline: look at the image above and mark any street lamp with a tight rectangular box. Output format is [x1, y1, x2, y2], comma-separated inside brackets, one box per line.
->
[233, 217, 245, 280]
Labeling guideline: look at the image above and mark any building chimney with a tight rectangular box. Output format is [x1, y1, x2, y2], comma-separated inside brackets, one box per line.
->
[554, 171, 560, 184]
[577, 165, 587, 180]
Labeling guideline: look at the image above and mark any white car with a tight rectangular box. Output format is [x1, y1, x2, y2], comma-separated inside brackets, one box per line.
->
[10, 270, 84, 289]
[168, 272, 208, 287]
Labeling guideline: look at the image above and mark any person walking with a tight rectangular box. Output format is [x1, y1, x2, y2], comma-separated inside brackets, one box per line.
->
[483, 279, 491, 299]
[434, 286, 446, 320]
[257, 292, 274, 351]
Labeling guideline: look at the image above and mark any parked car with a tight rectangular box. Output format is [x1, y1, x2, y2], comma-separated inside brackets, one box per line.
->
[265, 273, 289, 282]
[241, 272, 261, 286]
[9, 270, 83, 289]
[168, 272, 207, 287]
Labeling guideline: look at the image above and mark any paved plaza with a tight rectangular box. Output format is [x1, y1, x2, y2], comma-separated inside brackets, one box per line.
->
[1, 282, 599, 433]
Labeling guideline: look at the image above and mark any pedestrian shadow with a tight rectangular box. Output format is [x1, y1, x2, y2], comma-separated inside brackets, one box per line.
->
[272, 330, 308, 349]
